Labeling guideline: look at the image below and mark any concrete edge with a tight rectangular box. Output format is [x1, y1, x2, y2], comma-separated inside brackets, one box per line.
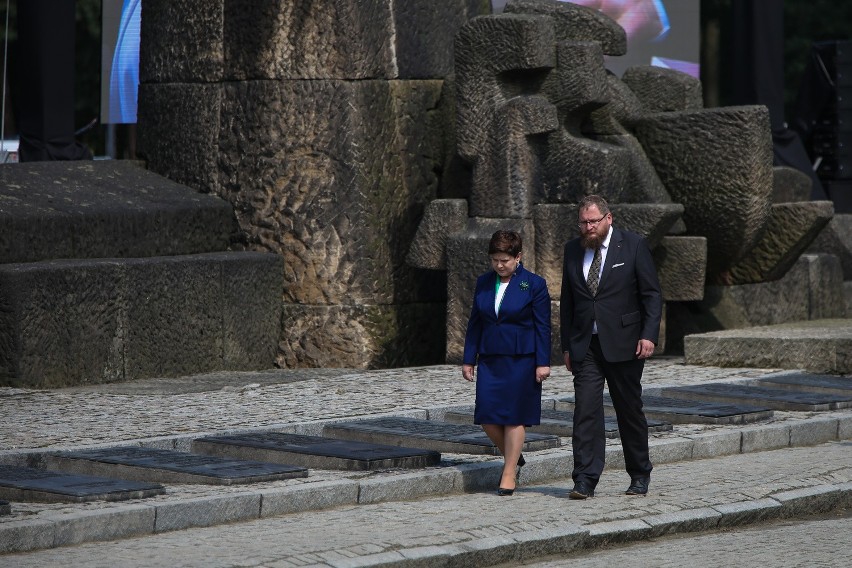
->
[0, 416, 849, 555]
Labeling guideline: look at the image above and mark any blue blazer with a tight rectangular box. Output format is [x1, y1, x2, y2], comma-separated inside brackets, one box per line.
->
[463, 263, 551, 366]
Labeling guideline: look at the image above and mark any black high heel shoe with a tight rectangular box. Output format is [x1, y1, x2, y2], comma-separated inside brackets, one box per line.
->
[516, 454, 526, 482]
[497, 487, 515, 496]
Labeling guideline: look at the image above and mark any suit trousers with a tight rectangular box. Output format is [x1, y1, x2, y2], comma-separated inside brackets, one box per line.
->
[571, 335, 652, 486]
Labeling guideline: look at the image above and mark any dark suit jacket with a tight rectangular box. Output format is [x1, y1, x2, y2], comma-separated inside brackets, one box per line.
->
[560, 227, 662, 364]
[463, 264, 551, 367]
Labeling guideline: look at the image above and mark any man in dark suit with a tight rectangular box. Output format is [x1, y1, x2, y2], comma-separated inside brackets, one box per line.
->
[560, 195, 662, 499]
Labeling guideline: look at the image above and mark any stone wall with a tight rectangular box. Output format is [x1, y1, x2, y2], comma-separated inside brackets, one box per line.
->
[137, 0, 491, 368]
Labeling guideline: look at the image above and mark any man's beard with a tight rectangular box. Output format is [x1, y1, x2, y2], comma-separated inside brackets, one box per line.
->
[581, 229, 605, 249]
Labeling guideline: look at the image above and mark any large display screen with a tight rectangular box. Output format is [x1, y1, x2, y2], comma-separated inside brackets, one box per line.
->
[491, 0, 700, 78]
[101, 0, 141, 124]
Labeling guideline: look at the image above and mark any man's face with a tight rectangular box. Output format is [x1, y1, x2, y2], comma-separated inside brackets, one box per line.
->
[578, 205, 612, 249]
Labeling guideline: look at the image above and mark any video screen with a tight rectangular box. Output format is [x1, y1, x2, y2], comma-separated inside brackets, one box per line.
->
[101, 0, 141, 124]
[491, 0, 700, 78]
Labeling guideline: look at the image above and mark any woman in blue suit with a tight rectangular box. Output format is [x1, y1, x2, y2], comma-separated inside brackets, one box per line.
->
[462, 230, 551, 496]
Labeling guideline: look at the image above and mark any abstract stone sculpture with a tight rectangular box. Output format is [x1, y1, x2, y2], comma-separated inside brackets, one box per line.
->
[408, 0, 836, 362]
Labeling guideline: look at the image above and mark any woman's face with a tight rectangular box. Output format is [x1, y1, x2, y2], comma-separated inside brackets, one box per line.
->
[490, 252, 521, 280]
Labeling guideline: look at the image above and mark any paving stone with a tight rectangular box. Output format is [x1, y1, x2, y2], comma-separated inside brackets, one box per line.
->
[259, 480, 359, 518]
[0, 465, 165, 504]
[323, 417, 561, 455]
[712, 498, 783, 527]
[688, 431, 743, 460]
[789, 417, 839, 446]
[192, 432, 440, 471]
[154, 493, 261, 533]
[642, 507, 721, 538]
[48, 447, 308, 485]
[46, 505, 155, 547]
[772, 485, 850, 518]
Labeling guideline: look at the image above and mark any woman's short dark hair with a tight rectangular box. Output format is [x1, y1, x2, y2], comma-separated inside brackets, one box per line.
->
[488, 230, 522, 257]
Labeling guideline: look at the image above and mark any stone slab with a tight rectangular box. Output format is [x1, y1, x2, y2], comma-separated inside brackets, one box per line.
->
[323, 417, 561, 455]
[0, 499, 9, 515]
[555, 395, 772, 425]
[0, 160, 234, 264]
[443, 407, 671, 437]
[50, 447, 307, 485]
[192, 432, 440, 471]
[0, 465, 165, 503]
[683, 318, 852, 374]
[659, 383, 852, 411]
[751, 373, 852, 395]
[0, 251, 283, 388]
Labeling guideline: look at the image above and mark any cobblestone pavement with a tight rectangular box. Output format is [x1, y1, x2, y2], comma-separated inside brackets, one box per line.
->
[0, 358, 773, 451]
[1, 358, 851, 565]
[524, 509, 852, 568]
[2, 442, 850, 567]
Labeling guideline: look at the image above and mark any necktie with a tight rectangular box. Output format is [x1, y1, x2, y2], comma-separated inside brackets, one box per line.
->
[587, 246, 601, 296]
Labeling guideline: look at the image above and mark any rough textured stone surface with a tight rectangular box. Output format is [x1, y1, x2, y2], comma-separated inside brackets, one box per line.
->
[653, 236, 707, 302]
[665, 254, 845, 353]
[217, 79, 445, 307]
[446, 218, 535, 363]
[455, 14, 557, 216]
[808, 213, 852, 279]
[621, 65, 703, 113]
[137, 83, 223, 195]
[591, 134, 676, 208]
[505, 0, 627, 56]
[533, 204, 577, 301]
[772, 166, 813, 203]
[0, 161, 234, 263]
[635, 106, 774, 279]
[0, 252, 283, 388]
[804, 253, 848, 320]
[139, 0, 224, 83]
[727, 201, 834, 285]
[141, 0, 490, 82]
[279, 302, 446, 369]
[683, 319, 852, 373]
[407, 199, 469, 270]
[584, 72, 647, 136]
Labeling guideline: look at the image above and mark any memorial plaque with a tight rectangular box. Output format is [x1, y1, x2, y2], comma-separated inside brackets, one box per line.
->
[0, 465, 165, 503]
[659, 384, 852, 411]
[193, 432, 441, 471]
[0, 499, 10, 515]
[53, 447, 308, 485]
[324, 417, 560, 455]
[555, 395, 773, 425]
[441, 408, 671, 437]
[753, 373, 852, 396]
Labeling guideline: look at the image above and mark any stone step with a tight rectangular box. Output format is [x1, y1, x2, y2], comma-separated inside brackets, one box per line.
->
[0, 251, 283, 388]
[192, 432, 441, 471]
[0, 499, 9, 515]
[0, 465, 165, 504]
[442, 407, 672, 437]
[683, 319, 852, 374]
[0, 161, 236, 264]
[323, 417, 561, 455]
[658, 383, 852, 412]
[45, 447, 307, 486]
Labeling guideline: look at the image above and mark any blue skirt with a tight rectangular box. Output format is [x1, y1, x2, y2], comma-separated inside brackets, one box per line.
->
[474, 353, 542, 426]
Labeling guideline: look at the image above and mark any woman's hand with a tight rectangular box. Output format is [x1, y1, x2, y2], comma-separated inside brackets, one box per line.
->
[535, 366, 551, 383]
[462, 364, 475, 382]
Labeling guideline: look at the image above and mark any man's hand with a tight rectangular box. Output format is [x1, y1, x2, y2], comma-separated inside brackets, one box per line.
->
[462, 364, 475, 382]
[635, 338, 655, 359]
[563, 351, 572, 372]
[536, 366, 551, 383]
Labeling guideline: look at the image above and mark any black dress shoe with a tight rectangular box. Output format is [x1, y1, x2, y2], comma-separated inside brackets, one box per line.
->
[569, 481, 594, 499]
[625, 477, 650, 496]
[497, 487, 515, 496]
